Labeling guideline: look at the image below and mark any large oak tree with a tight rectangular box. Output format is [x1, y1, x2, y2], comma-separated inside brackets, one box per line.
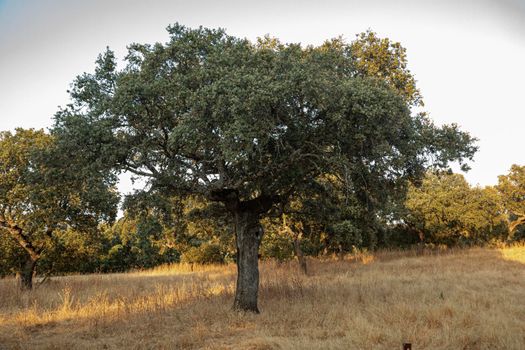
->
[53, 24, 476, 312]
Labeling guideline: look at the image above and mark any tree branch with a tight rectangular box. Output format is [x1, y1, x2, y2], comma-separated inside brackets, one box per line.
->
[0, 219, 41, 261]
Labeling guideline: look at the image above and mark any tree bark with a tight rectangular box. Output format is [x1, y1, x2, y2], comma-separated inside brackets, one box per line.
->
[0, 222, 41, 291]
[210, 192, 278, 313]
[20, 255, 37, 290]
[233, 210, 264, 313]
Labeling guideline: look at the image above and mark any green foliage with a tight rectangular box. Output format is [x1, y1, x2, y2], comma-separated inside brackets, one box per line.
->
[182, 198, 235, 259]
[100, 215, 179, 272]
[497, 165, 525, 236]
[405, 173, 507, 245]
[180, 242, 225, 264]
[259, 217, 295, 261]
[53, 23, 475, 215]
[0, 237, 25, 277]
[37, 228, 105, 274]
[260, 31, 477, 255]
[329, 220, 363, 250]
[0, 129, 118, 282]
[381, 225, 422, 248]
[349, 30, 423, 107]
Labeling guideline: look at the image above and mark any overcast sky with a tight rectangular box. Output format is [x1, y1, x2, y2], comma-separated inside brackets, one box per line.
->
[1, 0, 524, 194]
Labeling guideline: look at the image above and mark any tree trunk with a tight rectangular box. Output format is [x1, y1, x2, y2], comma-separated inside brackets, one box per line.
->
[2, 223, 42, 290]
[338, 243, 345, 260]
[293, 234, 308, 275]
[20, 256, 37, 290]
[210, 191, 277, 313]
[233, 210, 264, 313]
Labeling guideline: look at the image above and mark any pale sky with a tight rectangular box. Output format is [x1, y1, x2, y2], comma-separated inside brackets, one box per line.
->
[1, 0, 524, 195]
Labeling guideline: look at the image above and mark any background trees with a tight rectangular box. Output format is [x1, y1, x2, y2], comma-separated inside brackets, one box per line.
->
[497, 165, 525, 237]
[100, 214, 179, 272]
[404, 173, 507, 245]
[0, 129, 118, 289]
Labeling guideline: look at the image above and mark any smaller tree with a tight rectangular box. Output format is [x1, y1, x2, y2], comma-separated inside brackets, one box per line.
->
[497, 165, 525, 236]
[0, 129, 118, 289]
[101, 215, 179, 271]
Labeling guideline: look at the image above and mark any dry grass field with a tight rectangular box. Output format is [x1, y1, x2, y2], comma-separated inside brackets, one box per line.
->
[0, 246, 524, 350]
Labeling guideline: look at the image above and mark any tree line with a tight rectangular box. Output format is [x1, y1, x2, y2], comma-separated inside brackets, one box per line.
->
[1, 24, 522, 313]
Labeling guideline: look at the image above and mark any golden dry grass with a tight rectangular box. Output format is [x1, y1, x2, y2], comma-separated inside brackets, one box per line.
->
[0, 246, 524, 349]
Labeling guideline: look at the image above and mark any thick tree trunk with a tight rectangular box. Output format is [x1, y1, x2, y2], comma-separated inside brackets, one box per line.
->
[233, 210, 264, 313]
[20, 256, 37, 290]
[210, 191, 278, 313]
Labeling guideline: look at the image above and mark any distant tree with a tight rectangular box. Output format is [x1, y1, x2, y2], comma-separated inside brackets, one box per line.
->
[405, 173, 507, 245]
[124, 192, 234, 265]
[52, 24, 475, 312]
[497, 165, 525, 237]
[37, 227, 107, 275]
[100, 214, 178, 272]
[0, 129, 118, 289]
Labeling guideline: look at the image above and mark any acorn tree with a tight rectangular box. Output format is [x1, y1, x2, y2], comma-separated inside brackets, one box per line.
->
[52, 24, 475, 312]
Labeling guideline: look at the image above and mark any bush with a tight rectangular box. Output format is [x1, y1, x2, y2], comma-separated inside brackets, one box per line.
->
[330, 220, 363, 251]
[180, 243, 225, 264]
[260, 229, 294, 262]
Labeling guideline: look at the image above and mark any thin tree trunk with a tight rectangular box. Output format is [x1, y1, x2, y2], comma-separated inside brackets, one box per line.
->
[338, 243, 345, 260]
[281, 214, 308, 275]
[293, 233, 307, 275]
[20, 256, 37, 290]
[233, 210, 263, 313]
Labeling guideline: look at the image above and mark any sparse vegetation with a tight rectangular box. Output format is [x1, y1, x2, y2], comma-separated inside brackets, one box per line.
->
[1, 245, 524, 349]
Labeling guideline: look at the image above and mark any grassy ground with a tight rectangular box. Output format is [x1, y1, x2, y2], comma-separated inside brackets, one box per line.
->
[0, 246, 524, 349]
